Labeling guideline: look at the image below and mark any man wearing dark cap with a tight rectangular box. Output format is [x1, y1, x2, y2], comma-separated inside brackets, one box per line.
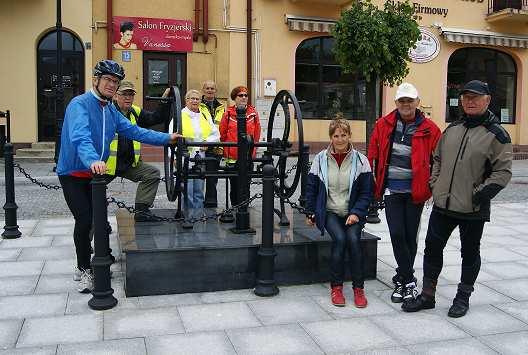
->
[402, 80, 513, 318]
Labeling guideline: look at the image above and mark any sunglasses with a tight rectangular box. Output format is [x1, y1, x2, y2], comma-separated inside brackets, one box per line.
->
[237, 93, 248, 98]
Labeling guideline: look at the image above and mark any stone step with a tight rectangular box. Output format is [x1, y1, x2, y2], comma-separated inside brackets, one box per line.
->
[32, 141, 55, 150]
[13, 156, 55, 163]
[15, 148, 55, 158]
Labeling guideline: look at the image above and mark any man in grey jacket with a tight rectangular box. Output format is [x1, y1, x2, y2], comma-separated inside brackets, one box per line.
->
[402, 80, 513, 318]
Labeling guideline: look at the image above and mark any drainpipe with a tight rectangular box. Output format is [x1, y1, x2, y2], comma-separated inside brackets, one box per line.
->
[107, 0, 112, 59]
[193, 0, 201, 41]
[247, 0, 252, 102]
[203, 0, 209, 44]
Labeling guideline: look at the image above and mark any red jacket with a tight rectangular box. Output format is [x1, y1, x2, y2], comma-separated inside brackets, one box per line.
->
[367, 109, 441, 203]
[219, 105, 261, 161]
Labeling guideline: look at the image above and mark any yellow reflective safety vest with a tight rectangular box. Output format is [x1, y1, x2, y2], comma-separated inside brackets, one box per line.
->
[181, 106, 216, 154]
[106, 104, 141, 176]
[199, 101, 225, 125]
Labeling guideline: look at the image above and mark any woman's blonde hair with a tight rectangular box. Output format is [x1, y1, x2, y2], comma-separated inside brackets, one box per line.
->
[185, 89, 201, 99]
[328, 117, 351, 137]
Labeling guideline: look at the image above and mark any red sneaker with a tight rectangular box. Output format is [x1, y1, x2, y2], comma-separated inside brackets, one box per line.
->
[331, 285, 346, 307]
[353, 287, 368, 308]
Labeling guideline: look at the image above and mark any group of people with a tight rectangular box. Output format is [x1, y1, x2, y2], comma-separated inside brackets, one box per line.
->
[58, 60, 512, 320]
[58, 60, 261, 292]
[305, 80, 512, 318]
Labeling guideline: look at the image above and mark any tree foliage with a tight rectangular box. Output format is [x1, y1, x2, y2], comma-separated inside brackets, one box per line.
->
[332, 0, 420, 86]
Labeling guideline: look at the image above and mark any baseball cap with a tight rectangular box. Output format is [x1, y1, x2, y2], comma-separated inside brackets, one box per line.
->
[395, 83, 419, 100]
[461, 80, 490, 95]
[117, 80, 136, 93]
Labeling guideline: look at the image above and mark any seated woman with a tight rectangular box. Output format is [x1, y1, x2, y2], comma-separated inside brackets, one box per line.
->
[181, 89, 220, 222]
[219, 86, 261, 205]
[305, 118, 373, 308]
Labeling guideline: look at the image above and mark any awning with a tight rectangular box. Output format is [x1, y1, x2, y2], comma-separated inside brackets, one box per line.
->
[440, 27, 528, 49]
[285, 14, 337, 33]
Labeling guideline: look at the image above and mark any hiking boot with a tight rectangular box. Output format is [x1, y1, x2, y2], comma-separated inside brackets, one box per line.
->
[391, 281, 404, 303]
[401, 293, 435, 312]
[77, 269, 93, 293]
[331, 285, 346, 307]
[73, 267, 82, 281]
[134, 203, 157, 222]
[353, 287, 368, 308]
[402, 281, 418, 304]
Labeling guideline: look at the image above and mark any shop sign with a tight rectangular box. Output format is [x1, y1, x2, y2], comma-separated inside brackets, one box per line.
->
[409, 28, 440, 63]
[113, 16, 192, 52]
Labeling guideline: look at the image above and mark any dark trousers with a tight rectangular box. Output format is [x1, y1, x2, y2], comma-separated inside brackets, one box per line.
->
[325, 212, 364, 288]
[204, 151, 221, 206]
[384, 193, 424, 284]
[423, 209, 485, 286]
[59, 175, 93, 271]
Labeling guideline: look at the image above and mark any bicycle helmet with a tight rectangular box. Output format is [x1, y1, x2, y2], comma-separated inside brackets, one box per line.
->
[93, 60, 125, 80]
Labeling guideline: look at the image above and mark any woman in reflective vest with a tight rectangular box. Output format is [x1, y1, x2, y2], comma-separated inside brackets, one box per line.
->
[181, 89, 220, 219]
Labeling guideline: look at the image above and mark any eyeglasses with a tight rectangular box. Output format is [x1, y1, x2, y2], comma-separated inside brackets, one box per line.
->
[117, 92, 135, 98]
[237, 93, 248, 98]
[100, 76, 120, 85]
[187, 97, 201, 101]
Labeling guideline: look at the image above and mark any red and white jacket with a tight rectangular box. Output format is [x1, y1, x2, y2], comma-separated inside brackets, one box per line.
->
[219, 105, 261, 161]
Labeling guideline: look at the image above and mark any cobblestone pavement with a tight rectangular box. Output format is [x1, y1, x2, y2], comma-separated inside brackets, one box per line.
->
[0, 159, 528, 354]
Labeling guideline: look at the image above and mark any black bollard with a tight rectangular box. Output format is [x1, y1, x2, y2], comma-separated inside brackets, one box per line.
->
[2, 143, 21, 239]
[231, 105, 255, 234]
[298, 144, 310, 207]
[88, 174, 117, 310]
[219, 177, 234, 223]
[254, 164, 279, 296]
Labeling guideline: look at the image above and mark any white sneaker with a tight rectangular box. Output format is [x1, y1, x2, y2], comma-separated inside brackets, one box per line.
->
[73, 267, 82, 281]
[77, 270, 93, 293]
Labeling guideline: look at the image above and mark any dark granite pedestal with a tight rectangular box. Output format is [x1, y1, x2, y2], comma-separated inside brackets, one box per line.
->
[117, 208, 381, 297]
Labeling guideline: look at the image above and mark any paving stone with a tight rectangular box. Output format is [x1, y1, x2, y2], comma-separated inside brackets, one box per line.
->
[511, 246, 528, 257]
[41, 259, 77, 275]
[32, 226, 73, 237]
[0, 276, 38, 296]
[370, 313, 468, 345]
[35, 274, 78, 294]
[375, 289, 453, 311]
[146, 331, 236, 355]
[57, 338, 146, 355]
[481, 262, 528, 280]
[0, 261, 43, 277]
[103, 307, 184, 339]
[0, 237, 52, 249]
[0, 293, 67, 320]
[446, 304, 528, 336]
[0, 249, 21, 261]
[496, 300, 528, 324]
[302, 318, 396, 353]
[228, 324, 322, 355]
[0, 319, 22, 350]
[17, 314, 102, 348]
[439, 265, 498, 284]
[136, 293, 201, 308]
[407, 338, 496, 354]
[65, 292, 138, 315]
[482, 279, 528, 302]
[275, 284, 329, 298]
[18, 246, 74, 261]
[0, 346, 57, 354]
[312, 292, 396, 318]
[481, 247, 526, 262]
[39, 219, 74, 227]
[480, 330, 528, 355]
[437, 282, 515, 305]
[484, 236, 528, 247]
[179, 302, 261, 332]
[200, 289, 261, 304]
[248, 297, 331, 325]
[51, 236, 74, 247]
[352, 347, 411, 355]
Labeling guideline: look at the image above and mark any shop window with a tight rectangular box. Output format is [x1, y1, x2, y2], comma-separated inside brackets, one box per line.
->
[446, 48, 516, 124]
[295, 36, 378, 120]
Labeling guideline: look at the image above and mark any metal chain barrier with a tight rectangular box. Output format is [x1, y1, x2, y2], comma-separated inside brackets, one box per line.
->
[13, 163, 62, 190]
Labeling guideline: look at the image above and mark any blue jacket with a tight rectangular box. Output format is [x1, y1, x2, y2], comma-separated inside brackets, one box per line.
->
[305, 147, 373, 234]
[57, 91, 170, 176]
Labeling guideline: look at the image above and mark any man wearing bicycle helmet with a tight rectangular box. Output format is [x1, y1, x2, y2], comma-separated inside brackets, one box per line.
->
[57, 59, 181, 293]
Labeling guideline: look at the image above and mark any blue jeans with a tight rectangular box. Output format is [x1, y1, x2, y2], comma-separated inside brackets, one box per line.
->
[325, 212, 364, 288]
[184, 179, 204, 217]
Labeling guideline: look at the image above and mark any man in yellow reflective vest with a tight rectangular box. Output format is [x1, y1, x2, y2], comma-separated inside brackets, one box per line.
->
[200, 80, 225, 208]
[108, 80, 171, 221]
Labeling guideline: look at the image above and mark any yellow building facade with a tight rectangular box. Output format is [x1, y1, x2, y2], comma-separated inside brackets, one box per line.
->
[1, 0, 527, 148]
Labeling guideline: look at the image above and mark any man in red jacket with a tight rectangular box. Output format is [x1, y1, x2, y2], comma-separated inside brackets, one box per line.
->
[368, 83, 441, 307]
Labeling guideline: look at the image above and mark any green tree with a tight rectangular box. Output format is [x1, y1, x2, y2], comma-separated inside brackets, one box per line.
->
[332, 0, 420, 147]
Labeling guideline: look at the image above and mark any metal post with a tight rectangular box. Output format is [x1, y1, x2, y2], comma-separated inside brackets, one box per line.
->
[2, 144, 21, 239]
[254, 164, 279, 296]
[88, 174, 117, 310]
[54, 0, 65, 166]
[298, 144, 310, 207]
[6, 110, 11, 144]
[231, 106, 255, 234]
[219, 177, 234, 223]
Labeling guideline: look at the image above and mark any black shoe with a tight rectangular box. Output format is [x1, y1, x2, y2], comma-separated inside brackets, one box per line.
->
[402, 282, 418, 303]
[401, 294, 435, 312]
[391, 282, 404, 303]
[134, 203, 158, 222]
[182, 220, 193, 229]
[448, 297, 470, 318]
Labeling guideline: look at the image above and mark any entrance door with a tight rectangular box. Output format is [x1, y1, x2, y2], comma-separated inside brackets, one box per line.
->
[143, 52, 186, 131]
[37, 30, 84, 141]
